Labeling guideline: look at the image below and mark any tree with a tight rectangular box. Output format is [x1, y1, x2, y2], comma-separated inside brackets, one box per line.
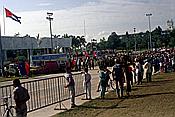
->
[107, 32, 121, 50]
[169, 29, 175, 47]
[97, 37, 107, 50]
[62, 33, 69, 38]
[152, 26, 162, 48]
[63, 35, 86, 49]
[68, 35, 79, 48]
[76, 36, 86, 48]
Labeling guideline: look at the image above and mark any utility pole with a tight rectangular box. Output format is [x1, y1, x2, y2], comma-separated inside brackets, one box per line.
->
[46, 12, 53, 53]
[126, 31, 129, 53]
[134, 27, 136, 53]
[146, 13, 152, 50]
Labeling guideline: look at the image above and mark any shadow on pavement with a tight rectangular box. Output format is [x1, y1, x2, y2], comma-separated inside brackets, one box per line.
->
[77, 99, 127, 109]
[129, 92, 175, 99]
[135, 84, 161, 87]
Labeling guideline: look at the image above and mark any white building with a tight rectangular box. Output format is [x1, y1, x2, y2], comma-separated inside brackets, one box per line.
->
[167, 19, 174, 31]
[0, 36, 72, 64]
[1, 36, 72, 50]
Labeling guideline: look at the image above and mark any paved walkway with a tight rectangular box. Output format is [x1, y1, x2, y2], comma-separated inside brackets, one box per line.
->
[27, 67, 101, 117]
[0, 65, 154, 117]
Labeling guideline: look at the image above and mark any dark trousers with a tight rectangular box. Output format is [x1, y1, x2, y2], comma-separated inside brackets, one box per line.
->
[146, 72, 152, 82]
[115, 79, 124, 98]
[100, 80, 106, 98]
[137, 72, 143, 85]
[126, 73, 132, 93]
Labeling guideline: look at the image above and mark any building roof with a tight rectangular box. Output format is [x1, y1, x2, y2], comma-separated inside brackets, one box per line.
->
[1, 36, 72, 50]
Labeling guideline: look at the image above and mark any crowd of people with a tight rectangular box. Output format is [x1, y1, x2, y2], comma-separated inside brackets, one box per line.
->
[63, 48, 175, 108]
[10, 48, 175, 117]
[96, 48, 175, 99]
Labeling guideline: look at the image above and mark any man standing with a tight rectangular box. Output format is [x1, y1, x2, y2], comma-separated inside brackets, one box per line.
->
[13, 79, 30, 117]
[145, 59, 153, 82]
[112, 59, 124, 98]
[64, 67, 76, 108]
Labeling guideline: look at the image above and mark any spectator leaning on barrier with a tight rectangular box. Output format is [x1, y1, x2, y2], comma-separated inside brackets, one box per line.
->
[13, 79, 30, 117]
[82, 67, 92, 100]
[64, 67, 76, 108]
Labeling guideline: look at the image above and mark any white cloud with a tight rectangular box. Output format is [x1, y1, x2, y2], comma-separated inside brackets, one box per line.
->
[98, 31, 109, 36]
[1, 0, 174, 42]
[86, 1, 99, 6]
[37, 3, 53, 6]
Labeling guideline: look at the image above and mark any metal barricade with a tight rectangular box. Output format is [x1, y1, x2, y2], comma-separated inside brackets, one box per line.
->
[0, 72, 85, 113]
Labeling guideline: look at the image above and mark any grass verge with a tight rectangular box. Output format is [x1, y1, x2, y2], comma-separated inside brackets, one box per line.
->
[52, 72, 175, 117]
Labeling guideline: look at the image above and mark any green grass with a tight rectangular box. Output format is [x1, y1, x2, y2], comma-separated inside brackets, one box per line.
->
[52, 72, 175, 117]
[0, 73, 46, 82]
[53, 92, 122, 117]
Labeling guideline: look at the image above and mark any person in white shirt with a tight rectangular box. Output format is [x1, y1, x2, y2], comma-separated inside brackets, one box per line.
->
[64, 67, 76, 108]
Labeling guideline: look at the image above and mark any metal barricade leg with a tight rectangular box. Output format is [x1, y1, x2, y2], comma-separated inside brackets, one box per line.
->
[54, 78, 67, 110]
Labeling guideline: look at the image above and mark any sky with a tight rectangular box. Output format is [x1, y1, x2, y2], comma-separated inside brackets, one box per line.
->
[0, 0, 174, 42]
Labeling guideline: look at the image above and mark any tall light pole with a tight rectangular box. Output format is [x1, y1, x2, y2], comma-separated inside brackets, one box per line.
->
[46, 12, 53, 53]
[134, 27, 136, 52]
[146, 13, 152, 50]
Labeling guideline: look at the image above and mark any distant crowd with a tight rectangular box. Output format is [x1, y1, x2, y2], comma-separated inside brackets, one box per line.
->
[63, 48, 175, 109]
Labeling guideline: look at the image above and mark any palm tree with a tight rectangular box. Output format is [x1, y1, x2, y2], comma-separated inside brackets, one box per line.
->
[76, 36, 86, 48]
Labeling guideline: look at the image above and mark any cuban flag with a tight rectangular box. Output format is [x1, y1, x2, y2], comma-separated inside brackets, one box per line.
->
[5, 8, 21, 24]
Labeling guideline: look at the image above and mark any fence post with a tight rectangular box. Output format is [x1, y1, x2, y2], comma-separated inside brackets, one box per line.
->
[54, 78, 67, 110]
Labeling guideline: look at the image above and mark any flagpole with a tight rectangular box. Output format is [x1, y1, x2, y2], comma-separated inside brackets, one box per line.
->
[84, 19, 86, 37]
[0, 22, 4, 76]
[3, 6, 5, 35]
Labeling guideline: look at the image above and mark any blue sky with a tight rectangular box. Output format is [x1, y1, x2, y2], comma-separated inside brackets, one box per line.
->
[0, 0, 174, 42]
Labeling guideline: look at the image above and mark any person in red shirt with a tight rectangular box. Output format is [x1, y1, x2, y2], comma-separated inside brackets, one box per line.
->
[125, 63, 133, 96]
